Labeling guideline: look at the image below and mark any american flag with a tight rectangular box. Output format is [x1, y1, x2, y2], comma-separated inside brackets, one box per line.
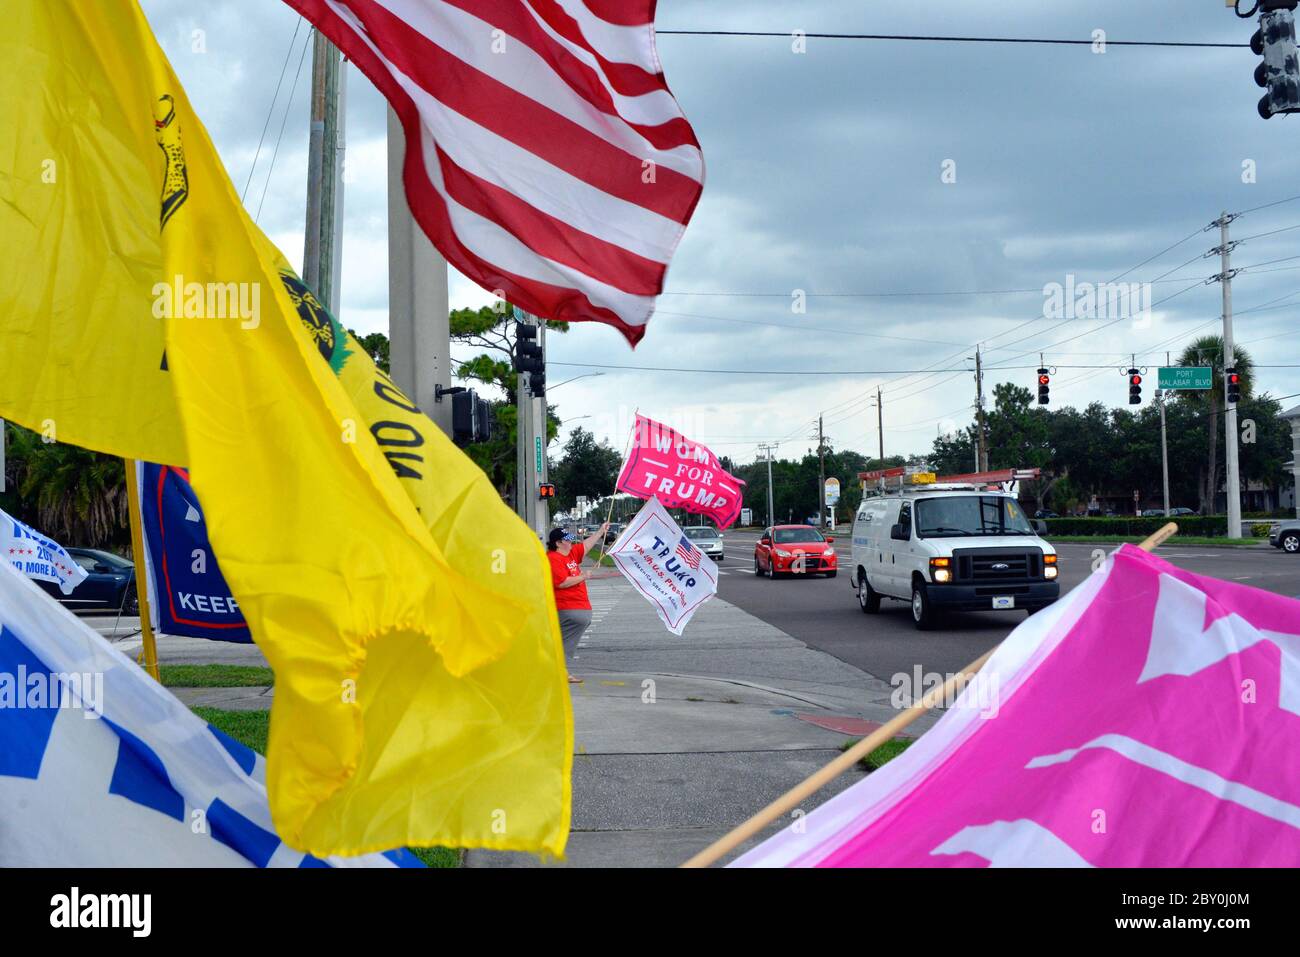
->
[284, 0, 705, 345]
[675, 535, 700, 569]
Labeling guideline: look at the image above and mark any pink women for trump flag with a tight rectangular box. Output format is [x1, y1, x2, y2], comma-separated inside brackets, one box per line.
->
[284, 0, 704, 345]
[734, 545, 1300, 867]
[615, 414, 745, 529]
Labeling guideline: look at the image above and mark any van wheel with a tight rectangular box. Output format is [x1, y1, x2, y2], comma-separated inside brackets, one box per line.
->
[857, 571, 880, 614]
[911, 582, 938, 631]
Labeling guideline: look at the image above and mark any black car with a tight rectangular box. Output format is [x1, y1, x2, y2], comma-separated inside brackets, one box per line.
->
[603, 523, 625, 545]
[34, 547, 137, 614]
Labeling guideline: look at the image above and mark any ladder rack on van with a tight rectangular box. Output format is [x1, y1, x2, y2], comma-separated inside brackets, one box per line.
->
[857, 466, 1040, 498]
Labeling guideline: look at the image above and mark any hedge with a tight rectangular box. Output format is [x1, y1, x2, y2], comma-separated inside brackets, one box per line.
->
[1042, 516, 1228, 537]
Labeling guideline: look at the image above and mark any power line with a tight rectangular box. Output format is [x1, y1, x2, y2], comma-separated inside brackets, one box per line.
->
[255, 27, 313, 223]
[657, 30, 1243, 49]
[242, 19, 303, 204]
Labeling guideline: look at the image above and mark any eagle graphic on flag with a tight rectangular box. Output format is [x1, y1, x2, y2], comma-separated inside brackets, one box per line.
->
[735, 545, 1300, 867]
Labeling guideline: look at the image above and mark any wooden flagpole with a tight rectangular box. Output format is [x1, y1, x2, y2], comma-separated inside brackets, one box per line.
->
[123, 459, 160, 682]
[680, 522, 1179, 868]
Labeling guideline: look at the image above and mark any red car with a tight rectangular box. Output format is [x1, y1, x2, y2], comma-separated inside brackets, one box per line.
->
[754, 525, 838, 578]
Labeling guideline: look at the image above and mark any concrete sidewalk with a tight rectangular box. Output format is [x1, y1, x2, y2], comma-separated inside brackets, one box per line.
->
[121, 573, 923, 867]
[466, 574, 928, 868]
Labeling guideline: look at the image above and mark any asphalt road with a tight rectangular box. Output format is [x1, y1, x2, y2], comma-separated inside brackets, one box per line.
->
[715, 528, 1299, 684]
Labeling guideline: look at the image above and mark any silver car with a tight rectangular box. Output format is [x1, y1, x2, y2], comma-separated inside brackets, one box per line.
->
[682, 525, 724, 561]
[1269, 519, 1300, 554]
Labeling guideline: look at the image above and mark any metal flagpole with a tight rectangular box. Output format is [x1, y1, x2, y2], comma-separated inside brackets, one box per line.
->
[123, 459, 160, 682]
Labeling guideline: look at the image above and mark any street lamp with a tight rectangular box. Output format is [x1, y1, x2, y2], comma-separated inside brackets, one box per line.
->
[550, 372, 605, 391]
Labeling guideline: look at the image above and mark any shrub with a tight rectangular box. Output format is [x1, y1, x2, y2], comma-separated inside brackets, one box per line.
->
[1043, 516, 1228, 537]
[1251, 522, 1274, 538]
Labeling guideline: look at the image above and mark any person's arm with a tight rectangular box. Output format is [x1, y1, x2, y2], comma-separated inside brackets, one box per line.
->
[555, 571, 588, 588]
[582, 523, 609, 552]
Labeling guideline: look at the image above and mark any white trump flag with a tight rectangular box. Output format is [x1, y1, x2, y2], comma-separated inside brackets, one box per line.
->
[609, 496, 719, 636]
[0, 506, 87, 596]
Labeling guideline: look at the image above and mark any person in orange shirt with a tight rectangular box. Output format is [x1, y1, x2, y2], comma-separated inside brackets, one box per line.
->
[547, 522, 609, 684]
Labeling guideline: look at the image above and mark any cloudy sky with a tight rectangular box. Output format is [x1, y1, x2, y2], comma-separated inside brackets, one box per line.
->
[141, 0, 1300, 468]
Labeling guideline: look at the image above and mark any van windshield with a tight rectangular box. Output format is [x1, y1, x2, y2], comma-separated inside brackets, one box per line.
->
[915, 496, 1034, 538]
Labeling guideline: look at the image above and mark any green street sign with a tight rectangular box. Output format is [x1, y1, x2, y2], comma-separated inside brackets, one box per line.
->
[1157, 366, 1213, 390]
[535, 436, 543, 473]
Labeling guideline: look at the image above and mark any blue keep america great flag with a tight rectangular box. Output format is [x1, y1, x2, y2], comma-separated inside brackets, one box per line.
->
[137, 461, 251, 642]
[0, 558, 419, 867]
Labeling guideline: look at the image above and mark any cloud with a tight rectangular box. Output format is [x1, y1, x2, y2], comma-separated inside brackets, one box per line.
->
[141, 0, 1300, 467]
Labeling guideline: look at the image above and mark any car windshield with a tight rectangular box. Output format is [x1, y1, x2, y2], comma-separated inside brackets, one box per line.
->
[915, 496, 1034, 538]
[684, 527, 718, 540]
[774, 528, 824, 544]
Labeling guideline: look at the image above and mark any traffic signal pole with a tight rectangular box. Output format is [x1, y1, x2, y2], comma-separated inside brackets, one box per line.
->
[1217, 212, 1244, 539]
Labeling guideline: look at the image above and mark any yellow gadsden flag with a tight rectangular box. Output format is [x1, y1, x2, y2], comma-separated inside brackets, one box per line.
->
[0, 0, 571, 856]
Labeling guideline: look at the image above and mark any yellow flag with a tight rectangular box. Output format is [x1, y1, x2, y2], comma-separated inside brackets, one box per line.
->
[0, 0, 571, 856]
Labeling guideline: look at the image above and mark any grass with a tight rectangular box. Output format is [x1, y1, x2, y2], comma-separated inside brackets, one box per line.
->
[191, 706, 460, 868]
[1045, 535, 1267, 547]
[161, 664, 274, 688]
[840, 737, 914, 770]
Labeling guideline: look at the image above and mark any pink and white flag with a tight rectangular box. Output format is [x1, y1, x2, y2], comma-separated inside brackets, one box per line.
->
[615, 414, 745, 529]
[284, 0, 704, 345]
[734, 545, 1300, 867]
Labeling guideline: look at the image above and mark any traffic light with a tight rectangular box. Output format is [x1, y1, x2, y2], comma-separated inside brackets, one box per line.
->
[513, 322, 545, 395]
[450, 389, 493, 444]
[1036, 368, 1050, 406]
[538, 483, 556, 500]
[1251, 1, 1300, 119]
[1128, 369, 1142, 405]
[1226, 368, 1242, 405]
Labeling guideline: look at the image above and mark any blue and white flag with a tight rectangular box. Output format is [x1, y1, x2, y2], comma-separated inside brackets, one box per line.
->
[0, 559, 420, 867]
[0, 506, 87, 596]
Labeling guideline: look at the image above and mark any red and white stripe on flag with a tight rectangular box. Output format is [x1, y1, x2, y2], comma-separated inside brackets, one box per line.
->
[284, 0, 704, 345]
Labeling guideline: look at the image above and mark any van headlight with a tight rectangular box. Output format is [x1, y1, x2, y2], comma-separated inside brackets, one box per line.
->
[929, 557, 951, 583]
[1044, 554, 1058, 580]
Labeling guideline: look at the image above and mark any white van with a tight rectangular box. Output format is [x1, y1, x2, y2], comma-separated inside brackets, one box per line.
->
[849, 486, 1059, 630]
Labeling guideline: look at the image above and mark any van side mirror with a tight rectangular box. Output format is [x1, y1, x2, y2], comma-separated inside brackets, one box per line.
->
[1032, 519, 1047, 535]
[890, 524, 909, 541]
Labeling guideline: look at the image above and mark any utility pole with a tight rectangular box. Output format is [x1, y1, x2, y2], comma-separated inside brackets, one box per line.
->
[1157, 389, 1171, 517]
[874, 386, 884, 465]
[304, 31, 341, 312]
[757, 443, 777, 528]
[973, 346, 989, 472]
[386, 109, 452, 435]
[513, 310, 548, 537]
[1212, 211, 1244, 538]
[817, 415, 826, 527]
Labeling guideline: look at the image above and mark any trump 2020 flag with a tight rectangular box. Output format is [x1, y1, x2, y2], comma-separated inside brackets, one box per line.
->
[735, 544, 1300, 867]
[0, 507, 87, 597]
[137, 462, 251, 643]
[0, 559, 419, 867]
[609, 496, 717, 636]
[616, 414, 745, 529]
[283, 0, 704, 345]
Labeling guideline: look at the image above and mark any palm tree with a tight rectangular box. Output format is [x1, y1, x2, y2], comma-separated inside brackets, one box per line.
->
[1173, 335, 1254, 514]
[4, 424, 128, 549]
